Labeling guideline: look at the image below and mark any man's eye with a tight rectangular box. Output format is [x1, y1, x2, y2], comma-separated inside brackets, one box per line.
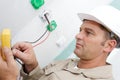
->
[86, 31, 93, 35]
[86, 31, 91, 34]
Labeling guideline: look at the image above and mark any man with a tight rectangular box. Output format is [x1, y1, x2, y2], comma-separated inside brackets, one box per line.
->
[0, 5, 120, 80]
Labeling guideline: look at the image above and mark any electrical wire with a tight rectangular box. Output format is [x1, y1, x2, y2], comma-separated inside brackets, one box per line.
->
[25, 13, 50, 44]
[33, 31, 50, 47]
[15, 58, 22, 65]
[44, 13, 50, 24]
[11, 13, 52, 80]
[25, 29, 48, 44]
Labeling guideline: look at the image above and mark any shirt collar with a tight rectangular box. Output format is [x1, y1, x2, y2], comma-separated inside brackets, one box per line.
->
[63, 59, 113, 79]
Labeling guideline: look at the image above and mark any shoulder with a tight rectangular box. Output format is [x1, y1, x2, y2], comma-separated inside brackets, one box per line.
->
[43, 58, 79, 71]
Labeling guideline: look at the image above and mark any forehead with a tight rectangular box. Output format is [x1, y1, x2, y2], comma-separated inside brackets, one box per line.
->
[80, 20, 105, 31]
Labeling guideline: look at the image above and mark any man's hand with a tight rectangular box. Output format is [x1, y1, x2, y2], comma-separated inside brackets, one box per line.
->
[12, 42, 38, 73]
[0, 47, 19, 80]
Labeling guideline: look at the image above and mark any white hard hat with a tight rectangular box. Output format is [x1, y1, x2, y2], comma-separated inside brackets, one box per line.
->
[78, 5, 120, 48]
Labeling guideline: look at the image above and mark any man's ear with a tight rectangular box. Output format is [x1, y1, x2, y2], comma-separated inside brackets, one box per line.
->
[103, 40, 117, 53]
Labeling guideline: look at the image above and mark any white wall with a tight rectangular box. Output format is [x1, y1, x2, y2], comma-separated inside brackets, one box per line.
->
[0, 0, 39, 37]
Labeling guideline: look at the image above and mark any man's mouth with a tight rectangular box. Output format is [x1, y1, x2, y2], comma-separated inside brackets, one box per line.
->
[76, 42, 83, 48]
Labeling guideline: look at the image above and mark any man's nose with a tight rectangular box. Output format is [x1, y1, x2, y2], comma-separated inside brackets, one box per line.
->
[75, 31, 84, 39]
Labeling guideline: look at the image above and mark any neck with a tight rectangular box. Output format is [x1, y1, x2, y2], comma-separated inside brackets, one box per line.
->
[77, 56, 107, 69]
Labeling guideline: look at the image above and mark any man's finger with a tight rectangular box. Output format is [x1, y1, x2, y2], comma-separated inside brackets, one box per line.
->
[12, 49, 26, 62]
[3, 47, 15, 65]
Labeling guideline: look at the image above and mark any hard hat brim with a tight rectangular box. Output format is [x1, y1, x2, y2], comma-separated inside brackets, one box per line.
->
[77, 13, 111, 32]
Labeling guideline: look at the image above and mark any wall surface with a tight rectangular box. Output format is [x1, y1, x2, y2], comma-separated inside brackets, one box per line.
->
[1, 0, 120, 80]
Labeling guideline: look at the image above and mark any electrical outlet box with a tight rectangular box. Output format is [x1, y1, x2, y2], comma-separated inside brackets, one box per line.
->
[56, 36, 66, 47]
[39, 10, 52, 21]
